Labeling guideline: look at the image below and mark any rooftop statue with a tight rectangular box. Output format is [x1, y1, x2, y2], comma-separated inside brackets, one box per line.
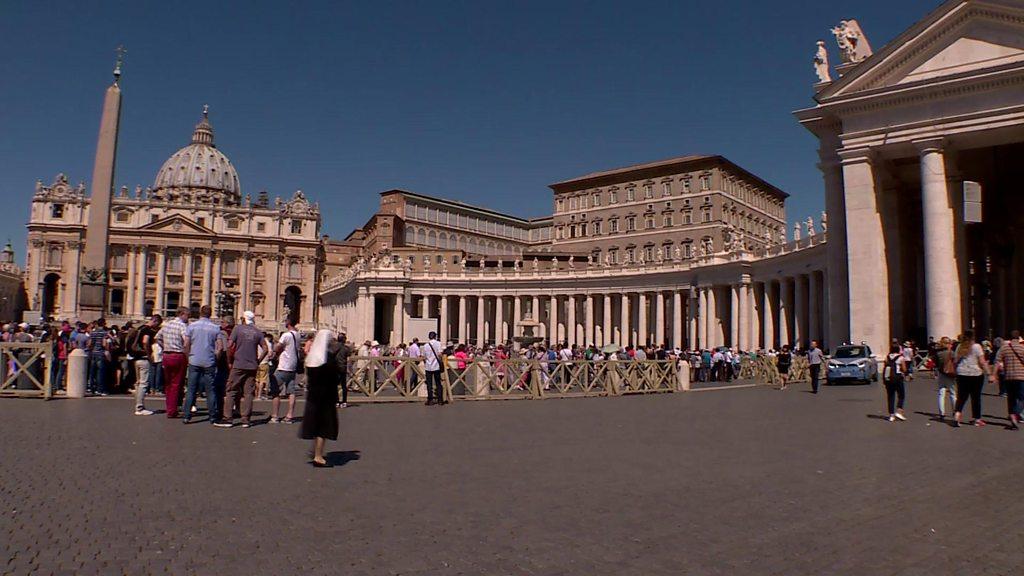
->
[832, 19, 873, 64]
[814, 40, 831, 83]
[793, 222, 802, 241]
[821, 211, 828, 233]
[806, 217, 816, 237]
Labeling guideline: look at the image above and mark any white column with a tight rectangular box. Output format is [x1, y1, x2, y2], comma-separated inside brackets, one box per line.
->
[794, 274, 807, 347]
[475, 295, 485, 345]
[620, 293, 631, 347]
[638, 292, 648, 346]
[458, 295, 467, 343]
[840, 149, 890, 356]
[134, 247, 147, 316]
[548, 294, 558, 345]
[916, 139, 962, 340]
[672, 290, 682, 349]
[819, 155, 850, 348]
[211, 250, 223, 310]
[513, 296, 521, 344]
[155, 249, 167, 316]
[602, 294, 612, 347]
[698, 288, 708, 349]
[688, 291, 697, 349]
[201, 249, 213, 307]
[392, 293, 404, 345]
[125, 246, 136, 317]
[236, 252, 246, 311]
[706, 286, 718, 347]
[778, 278, 790, 347]
[655, 291, 665, 346]
[750, 283, 761, 351]
[585, 294, 594, 346]
[440, 295, 449, 343]
[738, 280, 750, 351]
[567, 294, 577, 347]
[495, 296, 504, 345]
[809, 272, 821, 345]
[730, 284, 740, 348]
[183, 249, 194, 310]
[763, 282, 776, 350]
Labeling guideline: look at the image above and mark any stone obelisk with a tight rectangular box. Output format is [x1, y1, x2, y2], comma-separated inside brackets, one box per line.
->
[78, 49, 124, 321]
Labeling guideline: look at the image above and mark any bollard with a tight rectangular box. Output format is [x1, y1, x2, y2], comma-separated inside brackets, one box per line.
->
[66, 348, 88, 398]
[677, 360, 691, 391]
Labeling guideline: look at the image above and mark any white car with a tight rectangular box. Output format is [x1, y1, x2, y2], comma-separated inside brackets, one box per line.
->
[826, 345, 879, 384]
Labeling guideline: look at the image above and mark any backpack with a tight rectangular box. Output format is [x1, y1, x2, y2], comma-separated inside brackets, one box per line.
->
[127, 326, 147, 358]
[289, 331, 305, 372]
[883, 353, 903, 383]
[941, 350, 957, 377]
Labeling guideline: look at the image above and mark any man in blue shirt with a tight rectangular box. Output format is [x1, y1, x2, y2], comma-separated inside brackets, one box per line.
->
[182, 305, 225, 425]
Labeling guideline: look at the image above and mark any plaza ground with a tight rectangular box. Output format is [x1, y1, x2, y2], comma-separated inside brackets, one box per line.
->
[2, 378, 1022, 575]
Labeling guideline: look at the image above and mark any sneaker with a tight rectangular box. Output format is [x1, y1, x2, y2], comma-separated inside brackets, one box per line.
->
[282, 417, 294, 424]
[191, 406, 198, 413]
[182, 418, 191, 425]
[974, 419, 987, 427]
[134, 408, 154, 416]
[240, 423, 251, 428]
[213, 422, 233, 428]
[340, 402, 347, 408]
[269, 417, 280, 424]
[888, 415, 896, 422]
[894, 413, 907, 421]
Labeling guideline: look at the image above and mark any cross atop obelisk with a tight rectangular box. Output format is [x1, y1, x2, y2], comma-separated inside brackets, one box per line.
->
[78, 48, 125, 320]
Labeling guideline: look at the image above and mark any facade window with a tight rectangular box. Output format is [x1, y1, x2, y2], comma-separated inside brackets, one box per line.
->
[570, 197, 578, 211]
[609, 219, 619, 233]
[223, 256, 238, 276]
[664, 215, 673, 227]
[626, 216, 636, 231]
[701, 208, 712, 223]
[290, 219, 302, 234]
[556, 199, 565, 212]
[592, 192, 601, 207]
[256, 222, 265, 232]
[663, 182, 671, 197]
[555, 226, 564, 240]
[683, 179, 691, 192]
[643, 184, 653, 199]
[226, 218, 240, 230]
[167, 252, 182, 273]
[700, 175, 711, 191]
[115, 211, 129, 223]
[625, 248, 635, 263]
[51, 204, 65, 219]
[193, 255, 203, 273]
[288, 260, 301, 278]
[592, 221, 602, 235]
[151, 215, 159, 223]
[610, 191, 618, 204]
[627, 188, 635, 202]
[644, 246, 654, 261]
[645, 217, 655, 230]
[46, 246, 61, 267]
[197, 217, 206, 228]
[111, 252, 126, 270]
[683, 242, 693, 259]
[683, 210, 693, 225]
[147, 253, 156, 271]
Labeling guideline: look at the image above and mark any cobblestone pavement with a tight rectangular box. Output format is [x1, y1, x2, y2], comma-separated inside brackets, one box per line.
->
[2, 379, 1023, 575]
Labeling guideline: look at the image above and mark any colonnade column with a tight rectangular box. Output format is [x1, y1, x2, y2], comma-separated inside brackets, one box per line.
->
[808, 272, 821, 345]
[672, 290, 682, 349]
[134, 247, 147, 316]
[154, 248, 167, 316]
[495, 296, 505, 345]
[125, 246, 136, 317]
[476, 295, 485, 345]
[585, 294, 595, 346]
[916, 139, 962, 340]
[706, 286, 718, 347]
[698, 288, 708, 349]
[548, 294, 558, 345]
[637, 293, 648, 347]
[620, 293, 631, 347]
[567, 294, 577, 347]
[458, 295, 467, 343]
[730, 285, 740, 347]
[602, 294, 612, 347]
[392, 292, 404, 345]
[440, 296, 449, 343]
[794, 275, 807, 347]
[512, 296, 521, 345]
[183, 249, 194, 309]
[738, 279, 750, 351]
[655, 292, 665, 346]
[688, 290, 697, 350]
[778, 279, 790, 347]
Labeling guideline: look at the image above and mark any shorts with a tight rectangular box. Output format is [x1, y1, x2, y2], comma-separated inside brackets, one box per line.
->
[270, 370, 298, 397]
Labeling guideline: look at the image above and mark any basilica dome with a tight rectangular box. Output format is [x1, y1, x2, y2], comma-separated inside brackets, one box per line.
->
[152, 108, 241, 204]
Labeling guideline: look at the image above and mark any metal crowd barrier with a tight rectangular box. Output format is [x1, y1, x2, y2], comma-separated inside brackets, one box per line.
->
[0, 342, 53, 399]
[344, 356, 683, 402]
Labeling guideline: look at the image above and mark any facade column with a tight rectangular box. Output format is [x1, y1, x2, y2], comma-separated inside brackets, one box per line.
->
[495, 296, 505, 345]
[364, 290, 375, 343]
[620, 293, 631, 347]
[125, 246, 136, 317]
[392, 292, 404, 345]
[512, 296, 522, 345]
[687, 290, 697, 349]
[819, 154, 850, 348]
[706, 286, 718, 347]
[440, 296, 449, 343]
[201, 249, 213, 307]
[750, 283, 762, 351]
[154, 248, 167, 316]
[476, 295, 485, 345]
[458, 295, 467, 343]
[236, 252, 247, 312]
[183, 249, 194, 310]
[809, 272, 821, 345]
[672, 290, 682, 349]
[585, 294, 594, 346]
[763, 281, 776, 350]
[655, 291, 666, 346]
[794, 274, 807, 347]
[531, 296, 539, 323]
[738, 279, 750, 351]
[548, 294, 558, 345]
[778, 278, 791, 347]
[698, 288, 708, 349]
[211, 250, 223, 310]
[730, 284, 740, 348]
[916, 139, 962, 340]
[134, 247, 147, 316]
[567, 294, 577, 347]
[602, 294, 612, 347]
[840, 148, 890, 356]
[638, 292, 648, 346]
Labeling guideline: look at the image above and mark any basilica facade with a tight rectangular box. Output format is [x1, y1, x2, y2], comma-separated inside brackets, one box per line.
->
[25, 112, 321, 328]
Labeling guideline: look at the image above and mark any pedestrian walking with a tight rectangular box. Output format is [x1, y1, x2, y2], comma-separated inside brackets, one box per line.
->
[301, 329, 341, 467]
[776, 345, 792, 390]
[953, 330, 990, 428]
[807, 340, 824, 393]
[991, 330, 1024, 430]
[182, 305, 224, 425]
[218, 311, 268, 428]
[269, 319, 302, 423]
[935, 336, 957, 420]
[423, 331, 444, 405]
[156, 308, 190, 418]
[129, 314, 161, 415]
[882, 344, 908, 422]
[336, 333, 351, 408]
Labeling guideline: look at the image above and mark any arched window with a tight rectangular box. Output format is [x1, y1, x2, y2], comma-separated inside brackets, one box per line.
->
[405, 226, 415, 245]
[427, 230, 437, 247]
[417, 228, 426, 246]
[439, 232, 448, 250]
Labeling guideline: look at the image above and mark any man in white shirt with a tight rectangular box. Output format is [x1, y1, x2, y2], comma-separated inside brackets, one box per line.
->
[422, 332, 445, 406]
[269, 319, 301, 424]
[408, 338, 422, 389]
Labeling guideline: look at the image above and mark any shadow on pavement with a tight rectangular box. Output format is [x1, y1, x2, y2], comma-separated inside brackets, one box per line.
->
[326, 450, 361, 467]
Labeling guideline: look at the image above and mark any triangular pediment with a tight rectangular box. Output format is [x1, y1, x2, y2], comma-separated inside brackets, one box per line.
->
[140, 214, 214, 235]
[822, 0, 1024, 98]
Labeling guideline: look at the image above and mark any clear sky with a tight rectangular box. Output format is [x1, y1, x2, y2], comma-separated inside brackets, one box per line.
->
[1, 0, 938, 257]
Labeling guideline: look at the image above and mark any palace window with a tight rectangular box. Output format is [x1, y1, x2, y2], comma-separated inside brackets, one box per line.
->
[645, 217, 655, 230]
[700, 175, 711, 191]
[643, 184, 653, 199]
[609, 191, 618, 204]
[664, 214, 673, 227]
[683, 242, 693, 259]
[683, 210, 693, 225]
[226, 218, 240, 230]
[592, 221, 602, 235]
[701, 208, 712, 223]
[683, 179, 691, 193]
[644, 246, 654, 261]
[256, 222, 265, 233]
[625, 216, 636, 231]
[290, 219, 303, 234]
[51, 204, 65, 219]
[556, 199, 565, 212]
[115, 211, 129, 223]
[626, 188, 635, 202]
[663, 182, 671, 197]
[592, 192, 601, 207]
[625, 248, 635, 263]
[609, 219, 619, 233]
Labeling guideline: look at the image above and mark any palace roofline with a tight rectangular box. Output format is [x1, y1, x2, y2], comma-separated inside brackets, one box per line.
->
[379, 189, 553, 226]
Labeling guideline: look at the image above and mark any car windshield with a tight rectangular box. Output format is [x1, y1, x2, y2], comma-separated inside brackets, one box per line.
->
[833, 347, 865, 359]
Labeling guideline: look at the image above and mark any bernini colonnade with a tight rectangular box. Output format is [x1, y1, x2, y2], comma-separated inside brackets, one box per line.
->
[321, 236, 828, 350]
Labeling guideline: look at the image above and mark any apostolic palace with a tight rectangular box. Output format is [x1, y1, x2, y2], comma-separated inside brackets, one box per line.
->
[20, 0, 1024, 357]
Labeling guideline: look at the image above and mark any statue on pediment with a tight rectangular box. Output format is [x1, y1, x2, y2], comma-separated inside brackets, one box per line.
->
[806, 217, 816, 237]
[821, 211, 828, 233]
[793, 222, 801, 241]
[814, 40, 831, 83]
[832, 19, 872, 64]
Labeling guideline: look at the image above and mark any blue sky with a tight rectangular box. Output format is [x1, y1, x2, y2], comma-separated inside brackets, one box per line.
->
[1, 0, 937, 257]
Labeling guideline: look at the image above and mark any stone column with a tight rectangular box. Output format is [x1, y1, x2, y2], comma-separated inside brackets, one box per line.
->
[512, 296, 521, 345]
[706, 286, 718, 347]
[840, 148, 890, 356]
[688, 290, 697, 349]
[201, 249, 213, 307]
[476, 295, 485, 345]
[365, 290, 376, 343]
[154, 248, 167, 316]
[598, 293, 606, 342]
[236, 252, 247, 311]
[392, 292, 404, 345]
[531, 296, 539, 324]
[778, 278, 790, 347]
[763, 281, 776, 350]
[638, 292, 648, 346]
[440, 295, 449, 343]
[730, 284, 740, 348]
[750, 283, 762, 351]
[134, 246, 147, 316]
[567, 294, 577, 347]
[620, 293, 631, 347]
[212, 250, 224, 315]
[794, 274, 807, 347]
[419, 295, 427, 317]
[125, 246, 136, 317]
[495, 296, 505, 345]
[698, 288, 708, 349]
[655, 291, 666, 346]
[549, 294, 558, 345]
[672, 290, 682, 349]
[809, 272, 821, 346]
[738, 279, 750, 351]
[916, 139, 962, 340]
[819, 153, 850, 348]
[183, 249, 194, 310]
[458, 295, 467, 343]
[585, 294, 595, 346]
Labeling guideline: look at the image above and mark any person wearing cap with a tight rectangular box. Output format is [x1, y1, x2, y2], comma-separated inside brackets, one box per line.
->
[423, 331, 445, 405]
[217, 311, 268, 428]
[269, 318, 301, 424]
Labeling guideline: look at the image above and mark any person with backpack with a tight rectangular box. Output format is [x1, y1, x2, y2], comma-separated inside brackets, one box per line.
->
[882, 343, 908, 422]
[423, 331, 445, 405]
[935, 336, 958, 421]
[953, 329, 990, 428]
[991, 329, 1024, 430]
[129, 314, 161, 416]
[269, 319, 302, 423]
